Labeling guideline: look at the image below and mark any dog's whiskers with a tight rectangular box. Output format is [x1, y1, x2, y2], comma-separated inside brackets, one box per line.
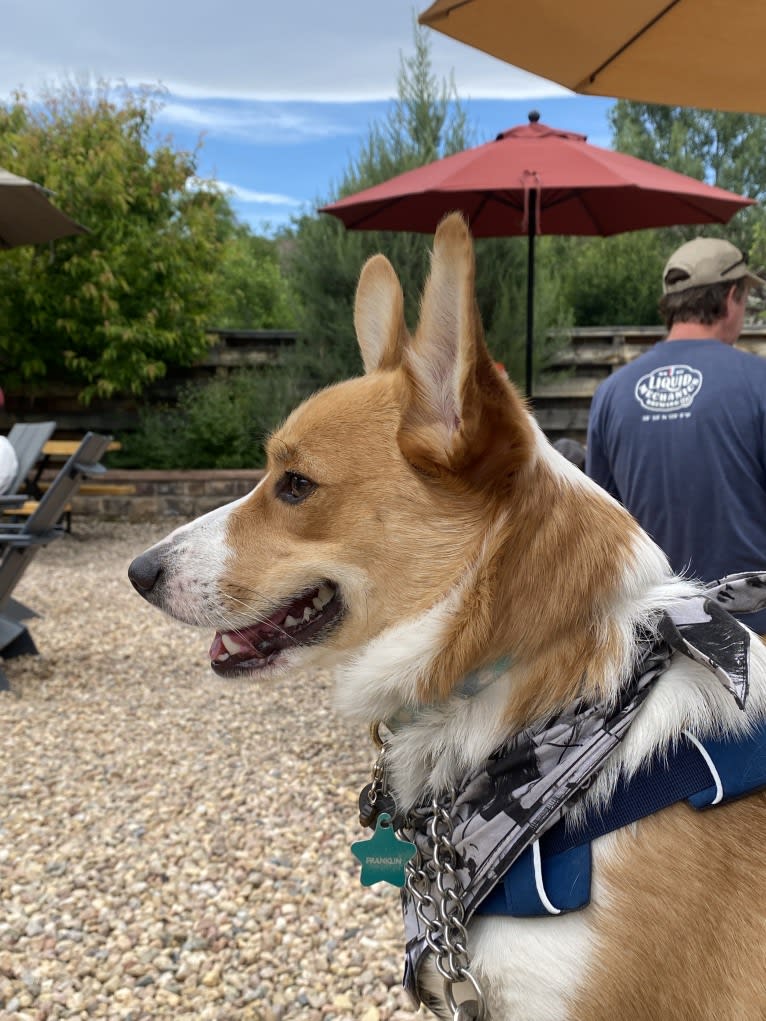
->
[225, 593, 295, 643]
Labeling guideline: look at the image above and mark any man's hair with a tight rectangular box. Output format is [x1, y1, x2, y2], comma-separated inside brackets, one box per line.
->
[658, 277, 748, 328]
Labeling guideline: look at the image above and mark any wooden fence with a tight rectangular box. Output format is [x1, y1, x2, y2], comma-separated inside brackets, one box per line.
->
[0, 328, 298, 437]
[5, 324, 766, 447]
[533, 325, 766, 444]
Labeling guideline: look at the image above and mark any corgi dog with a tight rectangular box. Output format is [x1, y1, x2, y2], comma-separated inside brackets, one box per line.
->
[129, 214, 766, 1021]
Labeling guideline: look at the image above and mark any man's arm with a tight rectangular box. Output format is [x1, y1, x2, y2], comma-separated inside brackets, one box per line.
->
[585, 388, 622, 502]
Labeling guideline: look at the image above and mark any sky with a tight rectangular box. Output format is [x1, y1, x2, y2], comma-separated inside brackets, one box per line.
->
[2, 0, 616, 235]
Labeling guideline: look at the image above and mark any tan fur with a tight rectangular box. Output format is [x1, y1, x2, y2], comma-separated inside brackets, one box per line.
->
[353, 254, 407, 373]
[225, 372, 497, 644]
[419, 460, 641, 720]
[224, 214, 639, 724]
[132, 213, 766, 1020]
[573, 795, 766, 1021]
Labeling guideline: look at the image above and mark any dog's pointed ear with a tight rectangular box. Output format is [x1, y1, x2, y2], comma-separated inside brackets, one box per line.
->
[399, 213, 533, 480]
[354, 254, 407, 373]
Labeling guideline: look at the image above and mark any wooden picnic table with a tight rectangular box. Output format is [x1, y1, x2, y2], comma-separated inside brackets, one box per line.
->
[27, 439, 122, 501]
[41, 439, 121, 459]
[5, 438, 126, 532]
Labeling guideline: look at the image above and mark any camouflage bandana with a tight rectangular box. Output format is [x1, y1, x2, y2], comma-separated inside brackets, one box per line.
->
[400, 572, 766, 1004]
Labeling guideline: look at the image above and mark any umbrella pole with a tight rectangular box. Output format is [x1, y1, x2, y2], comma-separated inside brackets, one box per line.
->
[525, 195, 536, 399]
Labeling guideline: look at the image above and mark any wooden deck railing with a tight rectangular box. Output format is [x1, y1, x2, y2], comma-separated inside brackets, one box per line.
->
[533, 325, 766, 442]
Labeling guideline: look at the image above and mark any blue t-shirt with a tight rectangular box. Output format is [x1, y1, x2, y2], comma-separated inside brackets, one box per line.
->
[587, 339, 766, 634]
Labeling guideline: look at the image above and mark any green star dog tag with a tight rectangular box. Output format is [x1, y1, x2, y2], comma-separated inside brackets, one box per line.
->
[351, 813, 416, 888]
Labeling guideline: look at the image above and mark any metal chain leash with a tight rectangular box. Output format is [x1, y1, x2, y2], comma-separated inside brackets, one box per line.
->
[401, 793, 488, 1021]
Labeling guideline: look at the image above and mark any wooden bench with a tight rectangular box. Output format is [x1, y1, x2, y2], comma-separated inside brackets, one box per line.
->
[27, 439, 122, 496]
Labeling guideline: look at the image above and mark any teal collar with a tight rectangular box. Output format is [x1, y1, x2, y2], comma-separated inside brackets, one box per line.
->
[381, 657, 512, 736]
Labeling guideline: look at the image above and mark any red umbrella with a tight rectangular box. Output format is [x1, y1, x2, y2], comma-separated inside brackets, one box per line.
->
[320, 112, 754, 395]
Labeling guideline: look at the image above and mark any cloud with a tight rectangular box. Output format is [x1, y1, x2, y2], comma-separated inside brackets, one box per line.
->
[0, 0, 569, 104]
[0, 0, 591, 241]
[157, 100, 358, 144]
[190, 176, 303, 207]
[214, 181, 304, 207]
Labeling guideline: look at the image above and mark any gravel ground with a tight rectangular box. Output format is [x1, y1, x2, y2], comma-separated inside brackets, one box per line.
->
[0, 520, 422, 1021]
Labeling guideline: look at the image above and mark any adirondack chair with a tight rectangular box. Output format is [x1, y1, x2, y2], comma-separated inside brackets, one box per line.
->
[0, 432, 113, 690]
[0, 421, 56, 506]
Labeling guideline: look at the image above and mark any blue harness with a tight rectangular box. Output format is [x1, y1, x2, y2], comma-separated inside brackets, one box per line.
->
[476, 720, 766, 918]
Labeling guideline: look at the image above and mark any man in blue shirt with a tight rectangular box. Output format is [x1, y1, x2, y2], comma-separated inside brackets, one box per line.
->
[587, 237, 766, 633]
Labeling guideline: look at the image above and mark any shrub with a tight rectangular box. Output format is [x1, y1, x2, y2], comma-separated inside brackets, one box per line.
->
[115, 365, 306, 470]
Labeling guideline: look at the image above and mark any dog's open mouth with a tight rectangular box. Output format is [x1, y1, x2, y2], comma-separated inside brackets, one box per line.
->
[208, 582, 343, 675]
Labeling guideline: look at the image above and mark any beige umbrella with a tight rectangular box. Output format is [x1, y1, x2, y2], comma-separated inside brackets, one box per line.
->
[419, 0, 766, 114]
[0, 167, 88, 249]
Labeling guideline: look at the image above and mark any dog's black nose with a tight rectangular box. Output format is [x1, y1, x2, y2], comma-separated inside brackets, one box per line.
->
[128, 550, 163, 594]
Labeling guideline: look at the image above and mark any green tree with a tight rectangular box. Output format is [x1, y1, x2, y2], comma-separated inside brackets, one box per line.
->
[610, 102, 766, 255]
[285, 24, 470, 390]
[554, 231, 666, 327]
[284, 24, 569, 392]
[474, 236, 573, 380]
[117, 366, 303, 469]
[211, 225, 296, 330]
[0, 80, 230, 402]
[553, 102, 766, 328]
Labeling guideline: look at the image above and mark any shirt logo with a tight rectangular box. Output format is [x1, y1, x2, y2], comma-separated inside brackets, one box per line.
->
[634, 364, 703, 412]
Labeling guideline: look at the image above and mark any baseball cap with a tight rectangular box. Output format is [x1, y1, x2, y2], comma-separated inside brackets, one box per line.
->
[662, 237, 766, 294]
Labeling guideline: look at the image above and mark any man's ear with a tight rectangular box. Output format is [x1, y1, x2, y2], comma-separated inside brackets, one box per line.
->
[354, 254, 407, 373]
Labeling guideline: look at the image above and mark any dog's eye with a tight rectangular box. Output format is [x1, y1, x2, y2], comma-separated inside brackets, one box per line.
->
[276, 471, 316, 505]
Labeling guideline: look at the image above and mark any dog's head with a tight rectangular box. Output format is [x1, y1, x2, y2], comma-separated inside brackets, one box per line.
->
[130, 213, 661, 721]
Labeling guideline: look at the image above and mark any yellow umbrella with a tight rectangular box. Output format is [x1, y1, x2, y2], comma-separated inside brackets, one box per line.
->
[419, 0, 766, 114]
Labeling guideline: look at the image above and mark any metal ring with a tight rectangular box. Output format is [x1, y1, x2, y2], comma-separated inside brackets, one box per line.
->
[445, 969, 488, 1020]
[369, 721, 385, 748]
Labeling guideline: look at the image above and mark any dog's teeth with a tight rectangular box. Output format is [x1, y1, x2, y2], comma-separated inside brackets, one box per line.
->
[303, 606, 313, 622]
[285, 615, 299, 628]
[312, 597, 324, 610]
[215, 652, 230, 662]
[221, 633, 248, 655]
[317, 585, 334, 607]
